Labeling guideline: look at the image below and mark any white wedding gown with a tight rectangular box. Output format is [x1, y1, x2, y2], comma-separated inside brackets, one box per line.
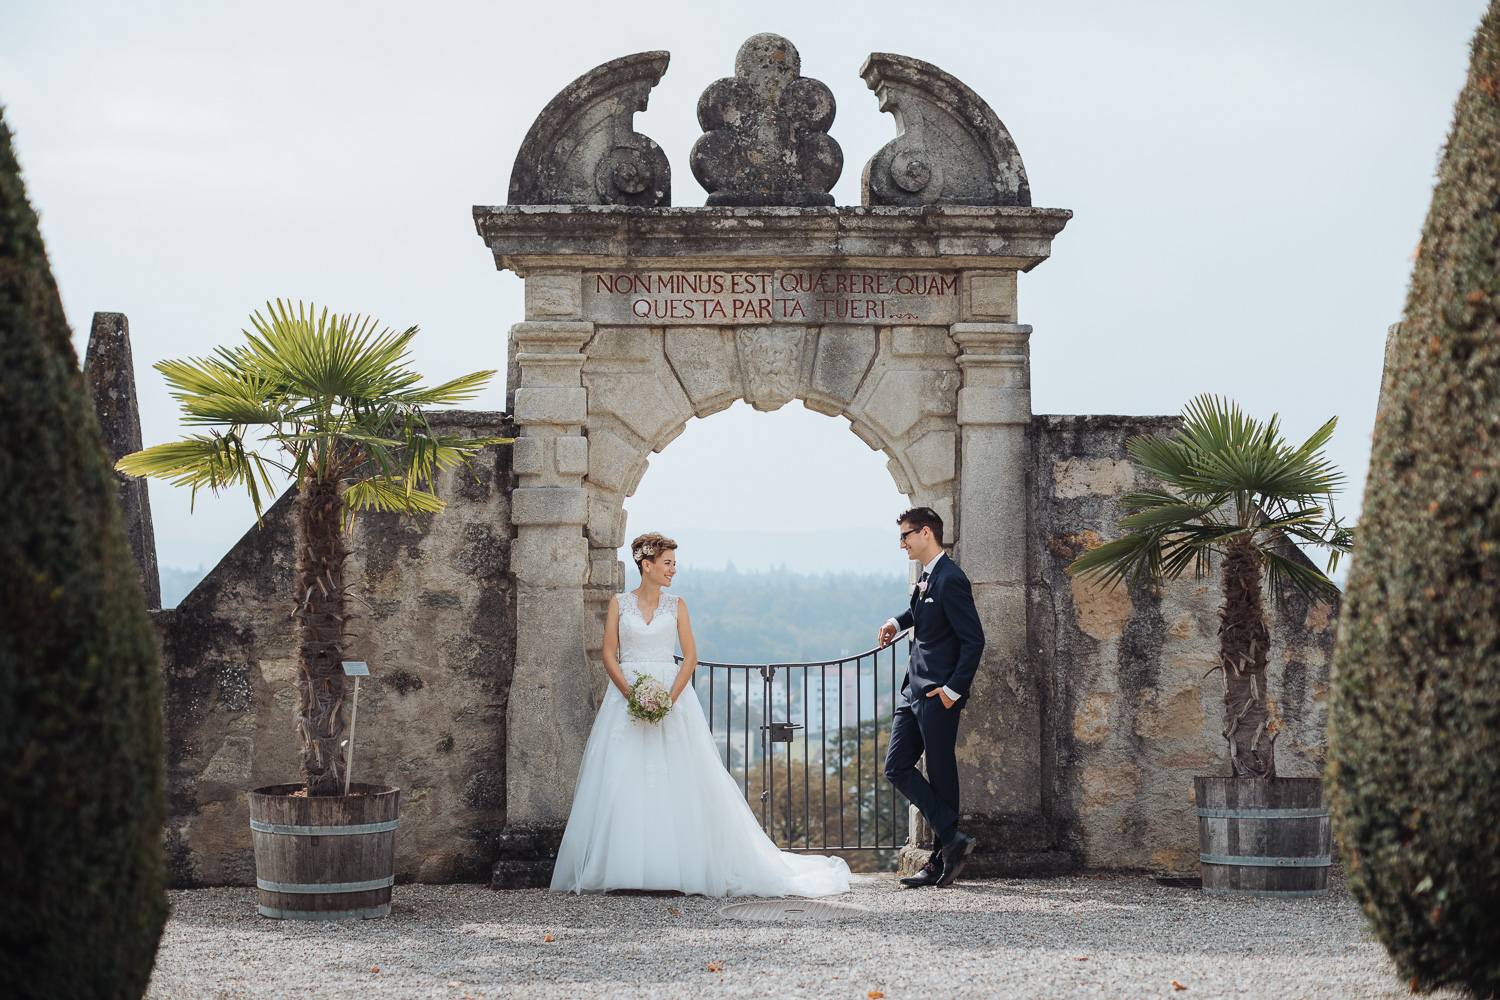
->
[550, 591, 851, 897]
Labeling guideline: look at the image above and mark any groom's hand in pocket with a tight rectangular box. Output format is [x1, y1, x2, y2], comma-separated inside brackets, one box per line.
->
[926, 688, 957, 709]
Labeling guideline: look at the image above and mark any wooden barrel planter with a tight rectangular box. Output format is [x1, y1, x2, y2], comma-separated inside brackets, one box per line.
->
[1195, 776, 1330, 898]
[248, 783, 400, 920]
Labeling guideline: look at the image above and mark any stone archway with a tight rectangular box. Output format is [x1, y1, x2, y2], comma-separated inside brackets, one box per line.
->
[576, 322, 961, 698]
[478, 33, 1070, 886]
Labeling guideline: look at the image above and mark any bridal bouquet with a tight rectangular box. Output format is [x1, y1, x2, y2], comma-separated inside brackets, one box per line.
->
[626, 672, 674, 725]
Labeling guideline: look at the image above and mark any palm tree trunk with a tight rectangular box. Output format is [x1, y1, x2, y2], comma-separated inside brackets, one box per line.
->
[1219, 537, 1276, 778]
[294, 476, 349, 796]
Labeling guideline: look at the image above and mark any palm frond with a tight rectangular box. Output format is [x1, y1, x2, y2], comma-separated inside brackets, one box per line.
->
[1116, 502, 1218, 533]
[1262, 548, 1341, 599]
[342, 477, 446, 526]
[1125, 434, 1197, 487]
[116, 434, 283, 516]
[1066, 533, 1163, 591]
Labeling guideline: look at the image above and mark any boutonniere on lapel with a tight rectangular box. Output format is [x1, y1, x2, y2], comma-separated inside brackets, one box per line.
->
[916, 578, 930, 599]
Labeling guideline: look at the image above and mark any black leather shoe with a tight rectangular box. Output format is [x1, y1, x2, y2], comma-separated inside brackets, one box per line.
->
[936, 830, 975, 887]
[898, 852, 943, 888]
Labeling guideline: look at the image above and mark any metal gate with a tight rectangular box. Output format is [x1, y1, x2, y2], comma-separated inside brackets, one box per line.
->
[679, 629, 913, 863]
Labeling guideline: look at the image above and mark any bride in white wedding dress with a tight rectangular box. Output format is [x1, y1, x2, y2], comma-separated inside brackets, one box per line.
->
[550, 532, 851, 897]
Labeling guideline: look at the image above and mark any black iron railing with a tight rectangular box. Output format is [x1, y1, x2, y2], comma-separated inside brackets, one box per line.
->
[677, 629, 913, 857]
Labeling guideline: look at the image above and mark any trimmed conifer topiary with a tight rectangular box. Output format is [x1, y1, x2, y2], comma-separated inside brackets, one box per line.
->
[0, 111, 167, 995]
[1328, 4, 1500, 995]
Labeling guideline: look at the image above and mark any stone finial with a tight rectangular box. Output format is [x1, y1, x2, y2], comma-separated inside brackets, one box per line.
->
[860, 53, 1030, 207]
[508, 51, 672, 207]
[691, 33, 842, 207]
[84, 312, 161, 609]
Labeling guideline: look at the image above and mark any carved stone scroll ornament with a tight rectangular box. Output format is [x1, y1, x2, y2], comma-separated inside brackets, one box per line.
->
[860, 53, 1030, 207]
[508, 51, 672, 207]
[691, 34, 842, 207]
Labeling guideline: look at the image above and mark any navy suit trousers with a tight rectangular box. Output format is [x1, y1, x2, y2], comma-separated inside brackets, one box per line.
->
[883, 689, 962, 847]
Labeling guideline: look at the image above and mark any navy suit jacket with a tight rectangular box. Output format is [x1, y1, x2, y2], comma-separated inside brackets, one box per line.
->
[894, 554, 986, 700]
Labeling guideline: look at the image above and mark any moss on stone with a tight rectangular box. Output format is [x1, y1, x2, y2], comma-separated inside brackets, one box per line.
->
[1328, 4, 1500, 995]
[0, 110, 167, 995]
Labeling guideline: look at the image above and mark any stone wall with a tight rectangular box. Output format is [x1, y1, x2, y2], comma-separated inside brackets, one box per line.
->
[144, 407, 1337, 884]
[1032, 415, 1339, 872]
[154, 412, 515, 887]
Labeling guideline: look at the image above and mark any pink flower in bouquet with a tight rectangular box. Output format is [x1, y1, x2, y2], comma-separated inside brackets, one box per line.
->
[627, 673, 673, 725]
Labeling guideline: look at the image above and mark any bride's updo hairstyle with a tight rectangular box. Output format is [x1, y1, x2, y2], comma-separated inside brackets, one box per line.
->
[630, 532, 677, 571]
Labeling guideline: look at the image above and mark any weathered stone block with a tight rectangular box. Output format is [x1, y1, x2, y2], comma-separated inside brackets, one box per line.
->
[554, 435, 589, 476]
[513, 387, 587, 426]
[957, 385, 1030, 425]
[1081, 762, 1141, 810]
[892, 326, 955, 358]
[1072, 691, 1115, 744]
[1069, 574, 1134, 641]
[664, 327, 741, 415]
[511, 529, 588, 586]
[525, 272, 582, 318]
[967, 272, 1017, 320]
[586, 497, 628, 548]
[588, 550, 621, 587]
[1052, 457, 1136, 498]
[1132, 686, 1205, 740]
[510, 321, 594, 353]
[587, 326, 657, 362]
[511, 487, 588, 525]
[956, 426, 1028, 584]
[515, 353, 587, 388]
[885, 456, 914, 495]
[808, 325, 876, 412]
[905, 430, 956, 487]
[585, 428, 643, 495]
[858, 369, 959, 440]
[583, 371, 692, 446]
[509, 587, 594, 826]
[511, 436, 545, 476]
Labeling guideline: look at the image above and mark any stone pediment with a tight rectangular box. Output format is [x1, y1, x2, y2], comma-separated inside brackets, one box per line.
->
[505, 34, 1049, 212]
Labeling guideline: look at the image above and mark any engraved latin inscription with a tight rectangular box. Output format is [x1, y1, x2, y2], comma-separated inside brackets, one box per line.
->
[583, 270, 960, 325]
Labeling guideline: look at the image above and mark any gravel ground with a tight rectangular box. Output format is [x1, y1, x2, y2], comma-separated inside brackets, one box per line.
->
[144, 870, 1461, 1000]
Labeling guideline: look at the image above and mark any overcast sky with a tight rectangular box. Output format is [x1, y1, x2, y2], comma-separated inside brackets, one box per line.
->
[2, 0, 1486, 573]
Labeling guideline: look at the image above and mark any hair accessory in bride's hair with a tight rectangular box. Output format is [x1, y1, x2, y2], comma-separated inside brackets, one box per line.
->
[629, 532, 677, 569]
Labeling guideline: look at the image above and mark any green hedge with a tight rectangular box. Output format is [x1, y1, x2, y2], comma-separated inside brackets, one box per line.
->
[1328, 4, 1500, 996]
[0, 111, 167, 996]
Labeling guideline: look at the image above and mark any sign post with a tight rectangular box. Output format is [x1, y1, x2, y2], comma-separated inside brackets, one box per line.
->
[340, 661, 370, 797]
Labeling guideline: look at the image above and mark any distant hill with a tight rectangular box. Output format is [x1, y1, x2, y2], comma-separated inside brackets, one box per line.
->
[621, 527, 909, 577]
[663, 566, 909, 664]
[158, 562, 909, 665]
[159, 565, 207, 609]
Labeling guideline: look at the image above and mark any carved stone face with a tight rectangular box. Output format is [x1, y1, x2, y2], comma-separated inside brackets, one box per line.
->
[735, 327, 805, 411]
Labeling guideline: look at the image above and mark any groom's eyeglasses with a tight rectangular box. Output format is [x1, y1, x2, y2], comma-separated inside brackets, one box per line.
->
[899, 527, 921, 541]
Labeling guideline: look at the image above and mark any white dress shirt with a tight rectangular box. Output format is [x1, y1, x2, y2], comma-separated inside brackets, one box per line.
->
[887, 551, 963, 704]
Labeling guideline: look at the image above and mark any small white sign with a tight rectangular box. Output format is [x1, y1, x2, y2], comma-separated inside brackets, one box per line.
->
[341, 661, 370, 676]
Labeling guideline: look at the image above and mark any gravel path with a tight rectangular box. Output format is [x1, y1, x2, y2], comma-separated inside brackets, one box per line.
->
[145, 870, 1459, 1000]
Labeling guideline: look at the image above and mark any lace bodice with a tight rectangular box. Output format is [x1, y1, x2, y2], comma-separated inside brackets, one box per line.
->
[617, 591, 679, 663]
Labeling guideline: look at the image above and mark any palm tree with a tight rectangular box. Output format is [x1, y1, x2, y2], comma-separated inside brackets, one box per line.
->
[1067, 395, 1352, 779]
[119, 301, 506, 795]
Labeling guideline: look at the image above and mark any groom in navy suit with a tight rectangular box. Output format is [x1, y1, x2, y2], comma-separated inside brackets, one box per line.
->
[878, 506, 985, 888]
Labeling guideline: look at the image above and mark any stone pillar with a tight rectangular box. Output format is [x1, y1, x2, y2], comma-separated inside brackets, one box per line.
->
[492, 301, 596, 888]
[950, 312, 1054, 873]
[84, 312, 160, 609]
